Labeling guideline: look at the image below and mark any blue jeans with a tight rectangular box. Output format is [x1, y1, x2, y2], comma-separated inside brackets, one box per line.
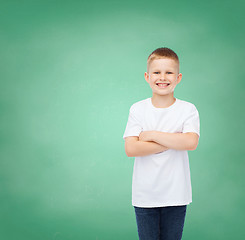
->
[134, 205, 187, 240]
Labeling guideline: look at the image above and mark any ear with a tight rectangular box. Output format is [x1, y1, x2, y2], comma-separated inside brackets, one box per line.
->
[177, 73, 182, 84]
[144, 72, 149, 83]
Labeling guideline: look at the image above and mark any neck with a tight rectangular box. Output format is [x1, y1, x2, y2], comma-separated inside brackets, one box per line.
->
[151, 93, 176, 108]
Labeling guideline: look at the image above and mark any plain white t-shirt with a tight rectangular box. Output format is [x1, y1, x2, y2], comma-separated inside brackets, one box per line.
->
[123, 97, 200, 207]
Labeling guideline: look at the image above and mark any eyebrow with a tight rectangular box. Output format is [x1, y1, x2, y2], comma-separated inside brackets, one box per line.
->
[152, 69, 174, 72]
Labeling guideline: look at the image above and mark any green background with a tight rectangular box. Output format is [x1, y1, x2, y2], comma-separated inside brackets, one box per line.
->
[1, 0, 244, 239]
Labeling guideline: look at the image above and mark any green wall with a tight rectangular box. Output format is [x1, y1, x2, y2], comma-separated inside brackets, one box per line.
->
[1, 0, 244, 239]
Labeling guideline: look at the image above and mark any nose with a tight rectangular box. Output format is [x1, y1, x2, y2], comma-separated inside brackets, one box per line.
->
[159, 73, 165, 81]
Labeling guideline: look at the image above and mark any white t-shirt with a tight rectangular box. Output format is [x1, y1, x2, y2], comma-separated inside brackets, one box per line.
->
[123, 97, 200, 207]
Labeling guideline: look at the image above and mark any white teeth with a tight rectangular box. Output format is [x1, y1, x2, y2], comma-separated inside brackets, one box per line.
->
[156, 83, 169, 88]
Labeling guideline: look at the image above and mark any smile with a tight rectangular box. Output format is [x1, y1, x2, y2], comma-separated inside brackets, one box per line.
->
[156, 83, 170, 88]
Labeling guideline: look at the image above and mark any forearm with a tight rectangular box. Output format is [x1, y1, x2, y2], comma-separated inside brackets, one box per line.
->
[151, 131, 198, 151]
[127, 140, 169, 157]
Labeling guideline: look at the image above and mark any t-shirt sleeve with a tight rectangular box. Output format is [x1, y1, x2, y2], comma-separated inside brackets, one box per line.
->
[182, 104, 200, 137]
[123, 105, 143, 140]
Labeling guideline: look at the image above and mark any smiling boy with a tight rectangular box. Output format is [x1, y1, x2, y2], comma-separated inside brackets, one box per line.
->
[123, 47, 200, 240]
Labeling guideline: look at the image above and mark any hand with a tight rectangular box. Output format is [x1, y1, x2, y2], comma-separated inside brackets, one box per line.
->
[139, 131, 155, 142]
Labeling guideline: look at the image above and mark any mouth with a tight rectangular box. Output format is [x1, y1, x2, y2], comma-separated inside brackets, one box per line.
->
[156, 83, 170, 88]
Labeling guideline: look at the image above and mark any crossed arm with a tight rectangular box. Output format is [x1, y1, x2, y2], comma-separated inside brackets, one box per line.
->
[125, 131, 199, 157]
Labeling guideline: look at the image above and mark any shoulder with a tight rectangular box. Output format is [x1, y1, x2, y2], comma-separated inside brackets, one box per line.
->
[177, 98, 199, 112]
[130, 98, 149, 112]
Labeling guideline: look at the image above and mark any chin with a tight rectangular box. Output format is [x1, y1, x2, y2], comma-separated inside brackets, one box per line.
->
[154, 92, 171, 97]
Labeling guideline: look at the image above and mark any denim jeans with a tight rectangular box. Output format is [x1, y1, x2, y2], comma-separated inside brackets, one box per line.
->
[134, 205, 187, 240]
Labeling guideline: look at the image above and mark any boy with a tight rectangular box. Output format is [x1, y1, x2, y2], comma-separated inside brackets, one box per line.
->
[122, 47, 200, 240]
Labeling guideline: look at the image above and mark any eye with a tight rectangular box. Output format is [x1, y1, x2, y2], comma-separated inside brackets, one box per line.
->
[153, 72, 160, 74]
[167, 72, 173, 74]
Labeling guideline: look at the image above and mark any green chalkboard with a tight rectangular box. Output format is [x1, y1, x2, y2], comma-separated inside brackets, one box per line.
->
[1, 0, 244, 239]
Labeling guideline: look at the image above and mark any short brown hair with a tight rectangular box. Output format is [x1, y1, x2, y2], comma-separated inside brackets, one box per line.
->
[147, 47, 179, 73]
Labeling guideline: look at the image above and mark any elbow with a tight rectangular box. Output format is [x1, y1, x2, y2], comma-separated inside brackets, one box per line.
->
[184, 133, 199, 151]
[125, 144, 139, 157]
[125, 149, 132, 157]
[188, 140, 199, 151]
[124, 136, 139, 157]
[188, 145, 197, 151]
[125, 146, 134, 157]
[126, 152, 133, 157]
[126, 151, 135, 158]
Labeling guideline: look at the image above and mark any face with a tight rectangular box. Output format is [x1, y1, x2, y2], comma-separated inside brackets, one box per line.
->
[144, 58, 182, 97]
